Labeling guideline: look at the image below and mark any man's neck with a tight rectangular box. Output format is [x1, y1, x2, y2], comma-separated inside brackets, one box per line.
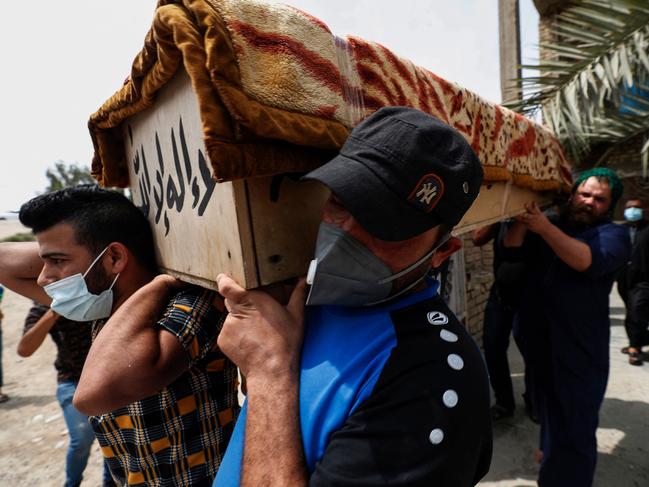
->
[111, 270, 157, 314]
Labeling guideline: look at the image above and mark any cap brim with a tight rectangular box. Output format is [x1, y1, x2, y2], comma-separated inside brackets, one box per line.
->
[303, 154, 441, 241]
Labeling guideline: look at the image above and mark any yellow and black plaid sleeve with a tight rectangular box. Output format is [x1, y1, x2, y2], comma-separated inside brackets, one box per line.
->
[156, 286, 226, 367]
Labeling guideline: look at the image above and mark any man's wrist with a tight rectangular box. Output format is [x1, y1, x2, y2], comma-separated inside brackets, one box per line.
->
[245, 375, 299, 408]
[245, 360, 300, 390]
[538, 221, 556, 240]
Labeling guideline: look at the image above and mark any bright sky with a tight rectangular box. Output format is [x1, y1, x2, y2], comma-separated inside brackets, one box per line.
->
[0, 0, 538, 212]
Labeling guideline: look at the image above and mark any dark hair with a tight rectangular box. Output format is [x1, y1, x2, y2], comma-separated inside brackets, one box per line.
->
[19, 185, 158, 273]
[625, 196, 643, 204]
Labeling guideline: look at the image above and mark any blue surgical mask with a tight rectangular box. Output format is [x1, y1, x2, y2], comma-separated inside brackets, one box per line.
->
[305, 222, 449, 307]
[44, 246, 119, 321]
[624, 207, 643, 222]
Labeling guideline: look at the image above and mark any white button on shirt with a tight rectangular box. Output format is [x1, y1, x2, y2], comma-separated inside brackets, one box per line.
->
[429, 428, 445, 445]
[447, 354, 464, 370]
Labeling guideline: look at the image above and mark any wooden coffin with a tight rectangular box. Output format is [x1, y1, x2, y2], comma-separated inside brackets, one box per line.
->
[124, 68, 552, 289]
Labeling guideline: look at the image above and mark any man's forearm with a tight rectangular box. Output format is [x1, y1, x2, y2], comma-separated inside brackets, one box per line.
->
[539, 224, 592, 272]
[16, 310, 58, 357]
[0, 242, 51, 305]
[243, 374, 307, 487]
[471, 223, 497, 247]
[215, 274, 308, 486]
[75, 277, 187, 415]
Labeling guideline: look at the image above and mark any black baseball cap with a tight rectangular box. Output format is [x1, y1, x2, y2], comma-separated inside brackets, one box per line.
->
[303, 106, 484, 241]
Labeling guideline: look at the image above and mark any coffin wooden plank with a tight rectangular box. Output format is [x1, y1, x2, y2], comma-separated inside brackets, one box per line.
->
[124, 70, 257, 289]
[455, 182, 552, 235]
[121, 68, 556, 289]
[245, 176, 329, 286]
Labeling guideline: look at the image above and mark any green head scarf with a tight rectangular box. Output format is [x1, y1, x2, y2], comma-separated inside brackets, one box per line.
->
[572, 167, 623, 211]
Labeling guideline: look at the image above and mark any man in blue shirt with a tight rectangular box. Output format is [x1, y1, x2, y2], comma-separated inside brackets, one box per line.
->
[503, 168, 631, 487]
[215, 107, 492, 486]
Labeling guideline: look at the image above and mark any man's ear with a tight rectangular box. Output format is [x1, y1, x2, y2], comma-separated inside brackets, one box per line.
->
[431, 236, 462, 269]
[105, 242, 129, 274]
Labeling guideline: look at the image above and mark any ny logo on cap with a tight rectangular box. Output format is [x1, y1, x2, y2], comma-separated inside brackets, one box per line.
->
[408, 173, 444, 212]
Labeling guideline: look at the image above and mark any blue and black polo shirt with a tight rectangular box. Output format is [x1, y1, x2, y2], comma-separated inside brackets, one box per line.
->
[216, 282, 492, 486]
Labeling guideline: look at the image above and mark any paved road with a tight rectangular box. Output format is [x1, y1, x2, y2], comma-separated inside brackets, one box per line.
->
[478, 286, 649, 487]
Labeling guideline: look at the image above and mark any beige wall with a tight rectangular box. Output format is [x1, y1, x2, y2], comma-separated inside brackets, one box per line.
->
[462, 234, 495, 345]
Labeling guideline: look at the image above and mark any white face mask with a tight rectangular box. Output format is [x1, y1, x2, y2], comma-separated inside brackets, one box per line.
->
[44, 246, 120, 321]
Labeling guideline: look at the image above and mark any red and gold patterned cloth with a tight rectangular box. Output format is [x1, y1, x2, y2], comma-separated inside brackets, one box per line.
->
[89, 0, 572, 192]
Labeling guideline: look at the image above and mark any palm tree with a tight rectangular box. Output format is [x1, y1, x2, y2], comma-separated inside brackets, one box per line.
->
[510, 0, 649, 172]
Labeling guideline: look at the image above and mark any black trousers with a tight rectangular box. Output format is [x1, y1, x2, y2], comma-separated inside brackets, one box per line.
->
[483, 285, 525, 411]
[623, 285, 649, 349]
[536, 366, 607, 487]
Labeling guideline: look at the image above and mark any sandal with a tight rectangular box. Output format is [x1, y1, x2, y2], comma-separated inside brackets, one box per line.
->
[0, 393, 9, 404]
[629, 351, 644, 366]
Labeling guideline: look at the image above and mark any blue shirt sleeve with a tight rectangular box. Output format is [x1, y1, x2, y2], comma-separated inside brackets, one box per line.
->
[214, 400, 246, 486]
[582, 223, 631, 279]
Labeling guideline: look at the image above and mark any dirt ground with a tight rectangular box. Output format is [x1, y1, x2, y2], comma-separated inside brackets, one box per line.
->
[0, 221, 105, 486]
[1, 219, 648, 486]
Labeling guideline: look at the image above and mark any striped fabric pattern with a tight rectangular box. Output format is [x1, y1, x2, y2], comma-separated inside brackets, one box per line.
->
[89, 286, 239, 486]
[89, 0, 572, 192]
[213, 0, 572, 191]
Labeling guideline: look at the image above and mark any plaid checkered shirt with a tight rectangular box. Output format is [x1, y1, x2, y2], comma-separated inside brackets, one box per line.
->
[89, 286, 239, 486]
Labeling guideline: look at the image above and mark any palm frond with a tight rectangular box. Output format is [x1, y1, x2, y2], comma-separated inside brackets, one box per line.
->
[508, 0, 649, 160]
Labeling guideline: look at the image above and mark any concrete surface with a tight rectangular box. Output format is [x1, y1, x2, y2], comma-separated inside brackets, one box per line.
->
[478, 286, 649, 486]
